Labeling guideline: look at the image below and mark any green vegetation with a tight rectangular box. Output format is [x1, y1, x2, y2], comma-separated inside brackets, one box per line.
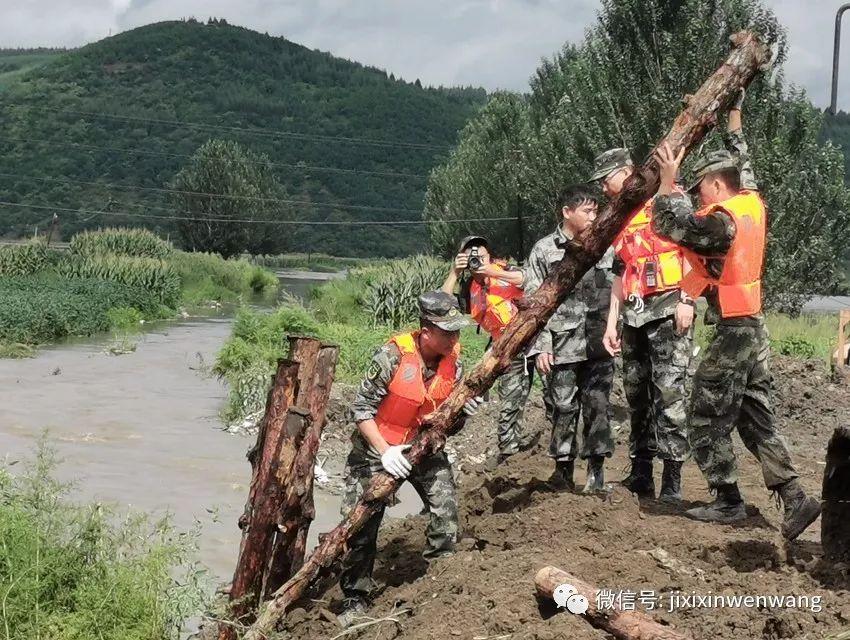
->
[425, 0, 850, 312]
[0, 440, 209, 640]
[249, 252, 367, 273]
[694, 312, 838, 362]
[0, 20, 486, 257]
[215, 256, 489, 424]
[0, 49, 62, 90]
[170, 139, 286, 257]
[0, 229, 278, 352]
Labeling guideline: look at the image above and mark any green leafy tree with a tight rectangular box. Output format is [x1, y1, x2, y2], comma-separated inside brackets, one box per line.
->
[170, 139, 287, 257]
[426, 0, 850, 312]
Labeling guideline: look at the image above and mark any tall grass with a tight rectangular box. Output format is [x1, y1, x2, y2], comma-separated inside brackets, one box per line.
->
[171, 252, 278, 305]
[0, 242, 60, 276]
[248, 252, 366, 273]
[0, 440, 210, 640]
[57, 254, 181, 308]
[0, 275, 166, 343]
[70, 227, 174, 259]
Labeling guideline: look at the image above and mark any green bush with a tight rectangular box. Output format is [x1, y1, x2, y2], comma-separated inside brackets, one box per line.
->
[106, 306, 144, 332]
[0, 275, 164, 343]
[248, 252, 367, 273]
[771, 334, 818, 359]
[0, 440, 210, 640]
[57, 254, 181, 308]
[170, 252, 278, 304]
[0, 242, 59, 276]
[70, 227, 174, 259]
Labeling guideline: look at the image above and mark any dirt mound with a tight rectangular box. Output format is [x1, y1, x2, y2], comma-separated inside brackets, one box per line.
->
[280, 356, 850, 640]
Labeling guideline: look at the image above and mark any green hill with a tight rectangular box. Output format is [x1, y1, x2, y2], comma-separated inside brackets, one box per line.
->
[0, 20, 486, 257]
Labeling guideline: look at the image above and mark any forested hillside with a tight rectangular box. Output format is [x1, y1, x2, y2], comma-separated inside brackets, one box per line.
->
[0, 20, 486, 257]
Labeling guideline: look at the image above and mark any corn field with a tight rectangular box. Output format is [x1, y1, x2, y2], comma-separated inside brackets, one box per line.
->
[361, 255, 449, 329]
[57, 254, 181, 307]
[70, 228, 174, 260]
[0, 243, 60, 276]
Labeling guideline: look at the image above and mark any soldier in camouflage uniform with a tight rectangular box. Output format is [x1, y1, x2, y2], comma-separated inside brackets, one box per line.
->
[441, 236, 538, 464]
[590, 148, 693, 502]
[338, 291, 484, 626]
[524, 184, 616, 494]
[651, 91, 820, 540]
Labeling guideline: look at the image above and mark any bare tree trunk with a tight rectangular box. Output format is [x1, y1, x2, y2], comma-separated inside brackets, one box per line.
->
[822, 426, 850, 560]
[222, 359, 302, 640]
[535, 566, 693, 640]
[245, 31, 771, 640]
[265, 342, 340, 595]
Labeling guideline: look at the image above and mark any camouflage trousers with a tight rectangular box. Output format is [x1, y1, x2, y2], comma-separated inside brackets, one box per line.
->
[689, 322, 798, 490]
[621, 316, 692, 462]
[339, 435, 458, 600]
[543, 357, 615, 461]
[496, 354, 535, 455]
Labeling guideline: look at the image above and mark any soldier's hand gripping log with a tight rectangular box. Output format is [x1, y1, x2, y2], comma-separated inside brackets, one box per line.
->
[245, 31, 771, 639]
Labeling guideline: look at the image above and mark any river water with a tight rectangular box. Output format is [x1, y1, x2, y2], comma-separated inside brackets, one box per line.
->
[0, 273, 420, 588]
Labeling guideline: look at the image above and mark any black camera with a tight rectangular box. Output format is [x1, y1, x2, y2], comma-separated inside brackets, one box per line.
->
[467, 247, 483, 271]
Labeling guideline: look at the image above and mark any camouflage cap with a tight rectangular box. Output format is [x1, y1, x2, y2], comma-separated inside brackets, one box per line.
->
[457, 235, 489, 253]
[418, 290, 472, 332]
[688, 149, 740, 192]
[590, 147, 634, 182]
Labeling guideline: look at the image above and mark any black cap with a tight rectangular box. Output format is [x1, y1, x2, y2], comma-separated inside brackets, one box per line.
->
[457, 235, 489, 253]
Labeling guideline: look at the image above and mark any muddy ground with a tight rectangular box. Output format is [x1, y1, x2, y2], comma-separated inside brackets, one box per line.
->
[278, 356, 850, 640]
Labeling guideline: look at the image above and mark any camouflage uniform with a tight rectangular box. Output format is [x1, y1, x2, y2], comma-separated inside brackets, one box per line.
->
[496, 354, 535, 455]
[592, 147, 692, 463]
[651, 131, 799, 491]
[339, 341, 462, 601]
[524, 225, 616, 461]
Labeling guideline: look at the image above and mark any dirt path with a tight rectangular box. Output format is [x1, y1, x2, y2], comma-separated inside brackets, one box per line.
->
[282, 356, 850, 640]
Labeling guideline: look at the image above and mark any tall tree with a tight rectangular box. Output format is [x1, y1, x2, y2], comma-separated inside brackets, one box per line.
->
[170, 139, 287, 257]
[425, 0, 850, 312]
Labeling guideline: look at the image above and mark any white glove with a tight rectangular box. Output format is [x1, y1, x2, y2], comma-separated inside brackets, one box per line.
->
[463, 396, 485, 417]
[381, 444, 412, 479]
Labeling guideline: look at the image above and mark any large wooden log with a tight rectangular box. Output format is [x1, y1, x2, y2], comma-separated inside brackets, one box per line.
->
[265, 341, 340, 596]
[535, 566, 692, 640]
[245, 31, 771, 640]
[822, 426, 850, 560]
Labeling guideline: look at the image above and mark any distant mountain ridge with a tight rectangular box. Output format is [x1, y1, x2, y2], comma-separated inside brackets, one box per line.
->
[0, 20, 487, 257]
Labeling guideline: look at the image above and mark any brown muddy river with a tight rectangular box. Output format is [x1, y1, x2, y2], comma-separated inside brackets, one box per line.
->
[0, 273, 421, 588]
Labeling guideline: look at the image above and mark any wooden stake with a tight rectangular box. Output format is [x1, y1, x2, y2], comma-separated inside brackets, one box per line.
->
[535, 566, 693, 640]
[245, 30, 772, 640]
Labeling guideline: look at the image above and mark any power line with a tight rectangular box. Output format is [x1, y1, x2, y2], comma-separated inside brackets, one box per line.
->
[0, 200, 519, 226]
[8, 105, 452, 152]
[0, 135, 428, 180]
[0, 172, 423, 214]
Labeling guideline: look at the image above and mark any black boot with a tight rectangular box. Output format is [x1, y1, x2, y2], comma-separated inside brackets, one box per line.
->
[685, 483, 747, 523]
[659, 460, 683, 504]
[621, 457, 655, 499]
[582, 456, 608, 494]
[777, 479, 821, 541]
[548, 459, 575, 491]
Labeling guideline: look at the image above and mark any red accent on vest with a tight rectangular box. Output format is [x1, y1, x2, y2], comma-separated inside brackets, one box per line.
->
[374, 332, 460, 445]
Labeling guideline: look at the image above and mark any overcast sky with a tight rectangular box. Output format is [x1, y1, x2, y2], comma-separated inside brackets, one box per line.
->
[2, 0, 848, 109]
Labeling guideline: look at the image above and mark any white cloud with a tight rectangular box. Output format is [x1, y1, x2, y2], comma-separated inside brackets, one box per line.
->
[0, 0, 846, 107]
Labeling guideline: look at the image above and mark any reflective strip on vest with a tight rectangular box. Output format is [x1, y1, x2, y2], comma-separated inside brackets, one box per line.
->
[374, 332, 459, 445]
[614, 197, 686, 299]
[679, 190, 766, 318]
[469, 263, 523, 339]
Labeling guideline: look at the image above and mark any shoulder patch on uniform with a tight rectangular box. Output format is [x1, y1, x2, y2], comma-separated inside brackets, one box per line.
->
[366, 360, 382, 381]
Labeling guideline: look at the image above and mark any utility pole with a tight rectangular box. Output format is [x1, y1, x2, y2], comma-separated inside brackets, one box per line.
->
[830, 3, 850, 114]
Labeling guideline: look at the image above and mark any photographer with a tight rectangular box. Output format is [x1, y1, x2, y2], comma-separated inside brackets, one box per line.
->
[441, 236, 536, 466]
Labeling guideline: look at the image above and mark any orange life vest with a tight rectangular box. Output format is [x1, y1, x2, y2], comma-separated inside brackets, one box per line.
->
[374, 332, 460, 445]
[679, 190, 766, 318]
[614, 196, 686, 300]
[468, 262, 524, 340]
